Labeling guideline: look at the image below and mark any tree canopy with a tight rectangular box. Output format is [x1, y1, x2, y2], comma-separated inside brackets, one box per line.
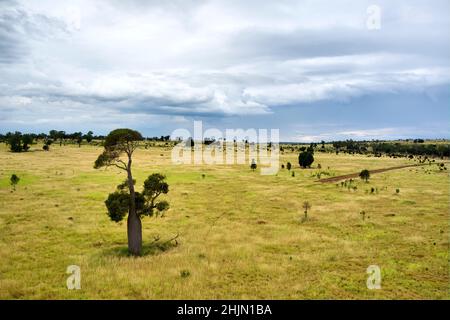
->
[94, 128, 143, 170]
[359, 169, 370, 182]
[298, 151, 314, 168]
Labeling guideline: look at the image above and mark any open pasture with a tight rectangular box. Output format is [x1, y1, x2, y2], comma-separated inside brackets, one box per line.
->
[0, 143, 448, 299]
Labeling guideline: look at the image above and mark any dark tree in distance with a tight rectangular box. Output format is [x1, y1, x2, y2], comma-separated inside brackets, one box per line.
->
[359, 169, 370, 182]
[7, 132, 23, 152]
[85, 131, 94, 143]
[10, 174, 20, 191]
[298, 151, 314, 168]
[21, 134, 33, 151]
[250, 159, 257, 171]
[286, 162, 292, 171]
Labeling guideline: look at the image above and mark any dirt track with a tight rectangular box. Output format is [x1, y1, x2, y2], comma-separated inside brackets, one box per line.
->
[316, 164, 425, 183]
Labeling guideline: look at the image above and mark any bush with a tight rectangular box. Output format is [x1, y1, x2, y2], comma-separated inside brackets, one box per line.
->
[180, 270, 191, 278]
[105, 174, 170, 223]
[359, 169, 370, 182]
[7, 132, 34, 152]
[298, 151, 314, 168]
[8, 132, 22, 152]
[250, 159, 257, 171]
[286, 162, 292, 171]
[10, 174, 20, 191]
[360, 210, 366, 221]
[301, 201, 311, 222]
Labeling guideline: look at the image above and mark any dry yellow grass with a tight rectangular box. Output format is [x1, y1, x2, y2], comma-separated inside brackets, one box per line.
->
[0, 143, 448, 299]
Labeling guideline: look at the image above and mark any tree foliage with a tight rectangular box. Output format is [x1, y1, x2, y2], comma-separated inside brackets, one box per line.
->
[10, 174, 20, 190]
[250, 159, 257, 171]
[94, 128, 143, 170]
[359, 169, 370, 182]
[7, 132, 33, 152]
[298, 151, 314, 168]
[105, 174, 170, 223]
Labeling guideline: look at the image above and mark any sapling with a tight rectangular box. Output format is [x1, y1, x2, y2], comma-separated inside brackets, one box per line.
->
[10, 174, 20, 191]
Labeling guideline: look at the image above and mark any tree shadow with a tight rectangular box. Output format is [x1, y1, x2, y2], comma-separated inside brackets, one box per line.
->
[101, 237, 179, 258]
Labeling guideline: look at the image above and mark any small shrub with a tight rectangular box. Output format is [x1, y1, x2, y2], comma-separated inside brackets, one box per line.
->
[250, 159, 257, 171]
[301, 201, 311, 222]
[180, 270, 191, 278]
[360, 210, 366, 221]
[298, 151, 314, 168]
[396, 188, 400, 194]
[10, 174, 20, 191]
[359, 169, 370, 182]
[286, 162, 292, 171]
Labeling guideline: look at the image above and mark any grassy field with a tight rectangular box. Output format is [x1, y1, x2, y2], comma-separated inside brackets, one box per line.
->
[0, 143, 448, 299]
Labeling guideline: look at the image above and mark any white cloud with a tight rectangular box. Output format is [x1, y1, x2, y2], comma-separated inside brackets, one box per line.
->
[0, 0, 449, 136]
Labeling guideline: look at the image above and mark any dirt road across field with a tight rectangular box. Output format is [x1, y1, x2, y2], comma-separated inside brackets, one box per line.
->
[316, 163, 427, 183]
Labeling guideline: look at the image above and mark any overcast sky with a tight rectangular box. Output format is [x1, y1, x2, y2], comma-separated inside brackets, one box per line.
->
[0, 0, 449, 141]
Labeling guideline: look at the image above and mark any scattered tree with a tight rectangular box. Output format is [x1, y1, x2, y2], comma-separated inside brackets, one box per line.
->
[22, 134, 33, 151]
[85, 131, 94, 144]
[286, 162, 292, 171]
[359, 169, 370, 182]
[250, 159, 257, 171]
[94, 128, 144, 255]
[43, 138, 53, 151]
[360, 210, 366, 221]
[10, 174, 20, 191]
[302, 201, 311, 222]
[7, 132, 23, 152]
[7, 132, 33, 152]
[72, 132, 83, 147]
[298, 151, 314, 168]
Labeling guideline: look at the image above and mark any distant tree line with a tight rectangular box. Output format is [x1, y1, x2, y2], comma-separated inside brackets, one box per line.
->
[147, 135, 171, 142]
[0, 130, 99, 152]
[371, 142, 449, 157]
[330, 139, 449, 158]
[0, 130, 177, 152]
[1, 130, 449, 158]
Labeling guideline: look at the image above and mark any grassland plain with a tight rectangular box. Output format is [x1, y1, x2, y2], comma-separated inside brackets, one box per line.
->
[0, 143, 448, 299]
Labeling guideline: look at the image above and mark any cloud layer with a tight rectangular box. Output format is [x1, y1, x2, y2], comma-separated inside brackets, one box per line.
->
[1, 0, 449, 140]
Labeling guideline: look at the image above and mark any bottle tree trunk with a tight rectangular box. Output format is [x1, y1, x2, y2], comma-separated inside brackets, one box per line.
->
[126, 157, 142, 256]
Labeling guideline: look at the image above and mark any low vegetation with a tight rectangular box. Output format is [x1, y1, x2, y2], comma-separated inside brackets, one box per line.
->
[0, 137, 448, 299]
